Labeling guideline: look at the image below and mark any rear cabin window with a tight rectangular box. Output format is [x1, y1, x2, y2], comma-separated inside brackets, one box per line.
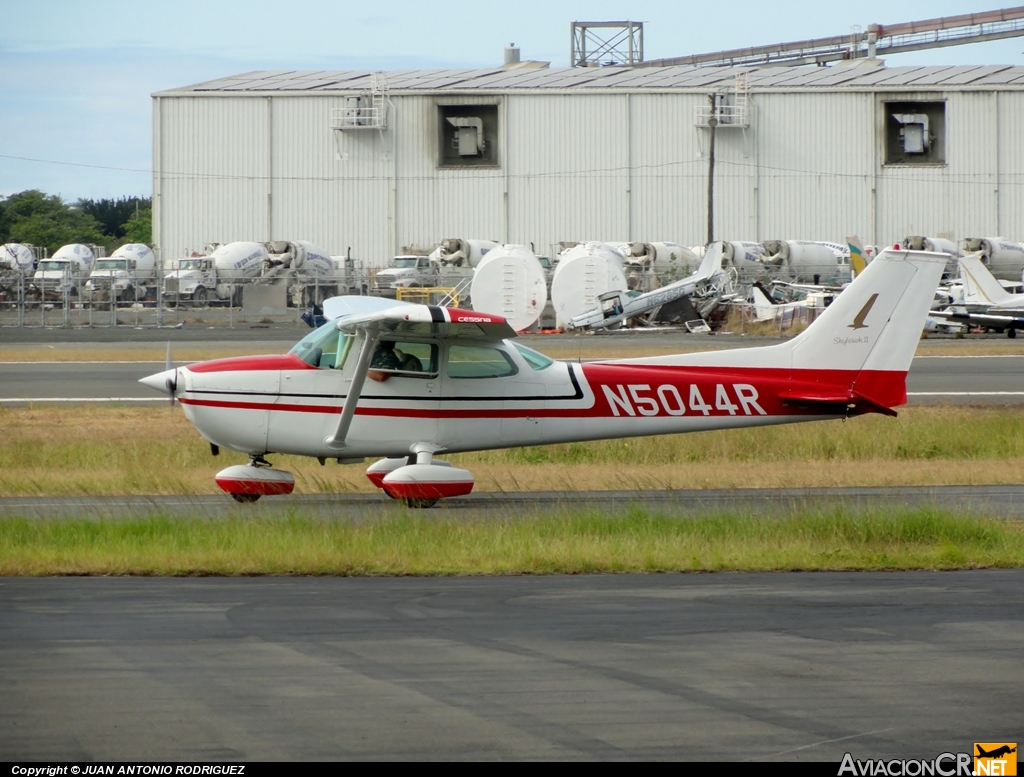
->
[447, 345, 518, 378]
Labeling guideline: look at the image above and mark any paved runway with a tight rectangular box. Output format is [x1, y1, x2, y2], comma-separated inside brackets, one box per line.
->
[1, 571, 1019, 760]
[3, 352, 1024, 405]
[3, 485, 1024, 520]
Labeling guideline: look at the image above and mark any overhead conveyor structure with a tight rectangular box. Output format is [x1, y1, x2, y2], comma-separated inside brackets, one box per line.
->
[638, 7, 1024, 68]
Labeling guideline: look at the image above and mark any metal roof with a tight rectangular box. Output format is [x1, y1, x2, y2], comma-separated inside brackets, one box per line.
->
[156, 62, 1024, 96]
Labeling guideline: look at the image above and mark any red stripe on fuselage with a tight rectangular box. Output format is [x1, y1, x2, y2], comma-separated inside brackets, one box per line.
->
[188, 354, 314, 373]
[178, 364, 906, 419]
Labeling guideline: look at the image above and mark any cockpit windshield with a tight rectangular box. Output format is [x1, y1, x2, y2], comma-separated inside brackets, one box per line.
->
[290, 320, 354, 369]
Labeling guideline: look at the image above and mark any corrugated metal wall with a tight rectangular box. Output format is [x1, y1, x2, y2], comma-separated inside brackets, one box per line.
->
[154, 87, 1024, 265]
[155, 96, 271, 262]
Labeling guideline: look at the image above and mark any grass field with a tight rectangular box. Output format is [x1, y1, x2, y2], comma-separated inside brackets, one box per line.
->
[3, 356, 1024, 575]
[2, 508, 1022, 576]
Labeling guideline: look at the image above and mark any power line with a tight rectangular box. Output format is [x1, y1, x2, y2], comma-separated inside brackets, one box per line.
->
[5, 151, 1024, 188]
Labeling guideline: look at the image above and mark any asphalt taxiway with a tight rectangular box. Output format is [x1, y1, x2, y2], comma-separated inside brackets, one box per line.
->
[2, 485, 1024, 520]
[1, 571, 1020, 760]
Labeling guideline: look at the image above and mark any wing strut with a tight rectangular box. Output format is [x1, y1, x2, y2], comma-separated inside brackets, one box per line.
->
[324, 328, 379, 450]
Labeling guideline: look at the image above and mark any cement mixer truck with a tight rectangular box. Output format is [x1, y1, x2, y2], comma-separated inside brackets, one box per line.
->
[164, 240, 338, 307]
[163, 242, 267, 306]
[962, 237, 1024, 281]
[28, 243, 96, 301]
[761, 240, 845, 284]
[84, 243, 157, 304]
[609, 241, 700, 291]
[255, 240, 338, 306]
[0, 243, 37, 299]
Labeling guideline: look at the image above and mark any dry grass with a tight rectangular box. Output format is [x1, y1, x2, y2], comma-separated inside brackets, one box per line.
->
[3, 405, 1024, 496]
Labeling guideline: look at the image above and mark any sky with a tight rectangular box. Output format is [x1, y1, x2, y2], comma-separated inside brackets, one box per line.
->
[2, 0, 1023, 202]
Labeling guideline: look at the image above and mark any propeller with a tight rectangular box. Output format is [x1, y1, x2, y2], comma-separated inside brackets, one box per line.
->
[165, 341, 177, 410]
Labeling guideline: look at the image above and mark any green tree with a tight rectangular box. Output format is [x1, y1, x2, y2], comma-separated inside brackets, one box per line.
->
[123, 207, 152, 244]
[77, 196, 151, 239]
[0, 190, 108, 253]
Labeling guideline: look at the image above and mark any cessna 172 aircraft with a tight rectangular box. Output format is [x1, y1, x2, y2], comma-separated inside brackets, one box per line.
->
[141, 248, 947, 507]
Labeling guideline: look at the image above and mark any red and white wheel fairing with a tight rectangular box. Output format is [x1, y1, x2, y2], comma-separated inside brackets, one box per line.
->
[381, 463, 473, 500]
[214, 464, 295, 496]
[365, 457, 409, 489]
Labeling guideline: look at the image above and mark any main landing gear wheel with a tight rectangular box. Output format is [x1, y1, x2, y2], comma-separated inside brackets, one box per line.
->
[231, 493, 261, 503]
[405, 497, 438, 509]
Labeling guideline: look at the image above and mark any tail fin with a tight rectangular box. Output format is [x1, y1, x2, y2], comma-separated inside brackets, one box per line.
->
[788, 249, 945, 374]
[847, 235, 870, 278]
[750, 282, 780, 321]
[959, 253, 1017, 306]
[644, 249, 947, 414]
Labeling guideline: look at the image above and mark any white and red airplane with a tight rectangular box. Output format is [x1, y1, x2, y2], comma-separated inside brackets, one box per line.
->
[141, 248, 947, 507]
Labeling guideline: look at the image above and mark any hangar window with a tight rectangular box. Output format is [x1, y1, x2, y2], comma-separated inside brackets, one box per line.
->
[438, 104, 499, 168]
[884, 101, 945, 165]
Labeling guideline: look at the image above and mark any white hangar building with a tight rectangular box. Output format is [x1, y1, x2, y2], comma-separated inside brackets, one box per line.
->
[152, 60, 1024, 263]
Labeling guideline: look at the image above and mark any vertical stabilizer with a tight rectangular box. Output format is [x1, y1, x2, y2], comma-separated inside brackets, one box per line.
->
[847, 235, 870, 278]
[789, 249, 946, 375]
[959, 254, 1018, 307]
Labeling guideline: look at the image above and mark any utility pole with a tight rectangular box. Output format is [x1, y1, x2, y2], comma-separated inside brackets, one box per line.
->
[706, 94, 717, 246]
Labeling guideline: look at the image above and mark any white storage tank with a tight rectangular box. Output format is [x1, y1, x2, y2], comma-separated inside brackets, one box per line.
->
[470, 244, 548, 331]
[551, 242, 628, 330]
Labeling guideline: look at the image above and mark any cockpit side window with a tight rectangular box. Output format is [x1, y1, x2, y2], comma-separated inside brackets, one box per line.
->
[372, 340, 439, 377]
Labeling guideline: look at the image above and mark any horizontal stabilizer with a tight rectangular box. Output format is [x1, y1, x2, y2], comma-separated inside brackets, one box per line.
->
[779, 389, 898, 417]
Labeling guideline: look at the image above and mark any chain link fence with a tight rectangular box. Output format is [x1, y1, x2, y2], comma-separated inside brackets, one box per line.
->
[0, 270, 385, 330]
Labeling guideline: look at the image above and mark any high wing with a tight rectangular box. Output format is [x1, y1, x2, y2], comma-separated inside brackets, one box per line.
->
[930, 306, 1024, 337]
[319, 298, 517, 451]
[325, 295, 517, 340]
